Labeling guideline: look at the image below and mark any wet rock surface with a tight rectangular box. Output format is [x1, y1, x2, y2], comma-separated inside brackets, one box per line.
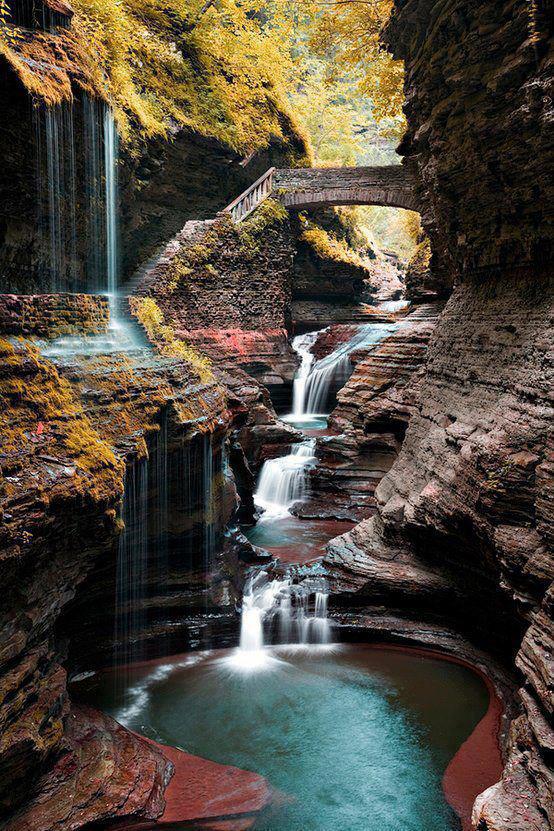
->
[132, 206, 298, 391]
[3, 705, 171, 831]
[0, 327, 235, 825]
[324, 0, 554, 826]
[0, 294, 110, 338]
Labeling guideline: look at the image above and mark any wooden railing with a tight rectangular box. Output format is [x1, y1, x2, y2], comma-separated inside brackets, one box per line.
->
[223, 167, 275, 223]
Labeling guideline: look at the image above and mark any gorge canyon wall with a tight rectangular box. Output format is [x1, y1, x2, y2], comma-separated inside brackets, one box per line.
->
[0, 0, 552, 829]
[324, 1, 553, 828]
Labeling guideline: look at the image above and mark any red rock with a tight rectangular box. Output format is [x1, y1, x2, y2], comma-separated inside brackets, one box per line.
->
[4, 706, 170, 831]
[443, 670, 504, 831]
[139, 740, 273, 829]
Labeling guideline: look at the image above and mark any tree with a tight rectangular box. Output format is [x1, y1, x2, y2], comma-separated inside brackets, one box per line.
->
[308, 0, 404, 127]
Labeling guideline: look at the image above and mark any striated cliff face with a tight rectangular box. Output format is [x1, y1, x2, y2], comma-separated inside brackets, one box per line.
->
[387, 0, 553, 282]
[0, 318, 238, 826]
[300, 304, 442, 521]
[324, 1, 553, 827]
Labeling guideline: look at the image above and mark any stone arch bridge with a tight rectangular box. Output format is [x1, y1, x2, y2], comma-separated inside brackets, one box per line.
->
[224, 165, 418, 222]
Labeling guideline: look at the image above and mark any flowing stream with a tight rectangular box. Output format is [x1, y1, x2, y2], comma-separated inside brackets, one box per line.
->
[255, 439, 316, 517]
[243, 321, 401, 661]
[291, 323, 397, 417]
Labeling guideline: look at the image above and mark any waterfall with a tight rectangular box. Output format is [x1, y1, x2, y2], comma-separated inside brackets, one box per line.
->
[104, 107, 119, 303]
[83, 96, 104, 290]
[151, 414, 169, 593]
[114, 428, 225, 673]
[115, 459, 149, 675]
[291, 332, 318, 417]
[291, 323, 398, 416]
[44, 107, 62, 291]
[35, 97, 119, 294]
[43, 104, 78, 291]
[255, 439, 316, 517]
[228, 571, 332, 671]
[202, 433, 217, 644]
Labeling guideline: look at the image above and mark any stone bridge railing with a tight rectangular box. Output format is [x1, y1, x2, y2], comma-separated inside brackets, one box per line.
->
[222, 164, 418, 222]
[223, 167, 276, 222]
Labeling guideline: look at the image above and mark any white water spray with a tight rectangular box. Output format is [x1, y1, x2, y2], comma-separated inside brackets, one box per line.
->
[291, 324, 398, 417]
[255, 439, 316, 517]
[228, 570, 332, 671]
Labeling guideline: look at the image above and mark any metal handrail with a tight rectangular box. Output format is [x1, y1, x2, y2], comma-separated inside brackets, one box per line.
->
[223, 167, 275, 223]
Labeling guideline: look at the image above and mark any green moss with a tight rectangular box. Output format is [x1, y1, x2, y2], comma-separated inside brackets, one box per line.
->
[301, 226, 366, 269]
[0, 338, 120, 478]
[130, 297, 214, 383]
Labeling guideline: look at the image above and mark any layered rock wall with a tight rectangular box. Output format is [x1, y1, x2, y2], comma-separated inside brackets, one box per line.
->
[0, 327, 235, 826]
[130, 201, 301, 423]
[300, 304, 442, 520]
[386, 0, 553, 282]
[324, 1, 553, 827]
[0, 293, 110, 337]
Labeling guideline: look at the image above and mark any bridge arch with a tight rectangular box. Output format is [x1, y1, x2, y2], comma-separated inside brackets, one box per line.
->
[273, 165, 418, 213]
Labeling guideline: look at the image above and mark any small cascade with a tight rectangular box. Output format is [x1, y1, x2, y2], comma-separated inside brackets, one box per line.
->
[291, 323, 398, 416]
[255, 439, 316, 517]
[291, 332, 318, 417]
[229, 571, 332, 670]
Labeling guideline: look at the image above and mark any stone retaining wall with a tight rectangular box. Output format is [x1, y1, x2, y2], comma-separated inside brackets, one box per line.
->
[0, 294, 110, 338]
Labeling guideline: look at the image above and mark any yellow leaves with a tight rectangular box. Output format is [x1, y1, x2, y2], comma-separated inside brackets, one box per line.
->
[355, 206, 421, 262]
[307, 0, 404, 127]
[302, 227, 366, 269]
[66, 0, 304, 152]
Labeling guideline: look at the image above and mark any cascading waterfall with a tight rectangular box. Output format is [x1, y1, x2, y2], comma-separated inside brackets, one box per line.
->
[36, 96, 119, 295]
[291, 332, 318, 417]
[104, 107, 120, 304]
[115, 459, 149, 676]
[228, 570, 332, 670]
[291, 323, 398, 416]
[255, 439, 316, 517]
